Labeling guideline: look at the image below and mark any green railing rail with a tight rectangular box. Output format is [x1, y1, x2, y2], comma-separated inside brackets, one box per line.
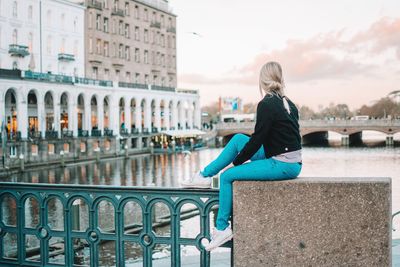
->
[0, 183, 228, 267]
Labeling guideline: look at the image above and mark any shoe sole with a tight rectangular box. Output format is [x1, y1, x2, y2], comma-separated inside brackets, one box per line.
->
[180, 183, 211, 189]
[205, 233, 233, 251]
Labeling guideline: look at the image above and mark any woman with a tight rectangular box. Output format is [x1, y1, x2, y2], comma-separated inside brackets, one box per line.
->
[181, 61, 302, 251]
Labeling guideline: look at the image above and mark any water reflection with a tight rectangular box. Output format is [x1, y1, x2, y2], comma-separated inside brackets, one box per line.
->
[3, 152, 214, 186]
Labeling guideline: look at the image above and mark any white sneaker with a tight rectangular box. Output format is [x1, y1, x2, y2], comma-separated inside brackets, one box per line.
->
[180, 171, 212, 189]
[205, 227, 233, 251]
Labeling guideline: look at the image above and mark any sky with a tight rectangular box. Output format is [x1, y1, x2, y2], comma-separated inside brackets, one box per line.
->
[169, 0, 400, 109]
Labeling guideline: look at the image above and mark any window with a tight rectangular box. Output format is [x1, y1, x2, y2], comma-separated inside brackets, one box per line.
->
[88, 12, 93, 28]
[28, 5, 33, 20]
[104, 69, 110, 80]
[161, 34, 165, 47]
[134, 5, 139, 18]
[135, 48, 140, 63]
[153, 75, 158, 85]
[92, 67, 98, 79]
[119, 44, 123, 58]
[73, 41, 78, 56]
[161, 54, 165, 67]
[119, 20, 123, 35]
[167, 35, 171, 48]
[61, 38, 66, 53]
[112, 42, 116, 57]
[46, 35, 52, 54]
[112, 19, 116, 34]
[172, 56, 176, 67]
[104, 0, 109, 9]
[10, 146, 17, 157]
[113, 0, 119, 11]
[115, 69, 120, 80]
[96, 39, 101, 54]
[28, 33, 33, 52]
[80, 142, 86, 153]
[47, 10, 51, 24]
[152, 11, 156, 23]
[144, 29, 149, 43]
[74, 18, 77, 32]
[61, 13, 65, 30]
[151, 30, 155, 44]
[124, 2, 129, 15]
[151, 51, 155, 64]
[172, 36, 176, 48]
[12, 29, 17, 44]
[125, 46, 130, 60]
[125, 24, 130, 38]
[156, 31, 160, 45]
[96, 14, 101, 30]
[104, 41, 109, 56]
[12, 1, 17, 18]
[135, 73, 140, 83]
[89, 38, 93, 53]
[48, 144, 55, 155]
[168, 17, 172, 28]
[156, 52, 160, 65]
[103, 17, 109, 32]
[161, 77, 165, 86]
[31, 144, 38, 156]
[63, 143, 69, 153]
[134, 26, 139, 41]
[144, 50, 148, 64]
[145, 74, 149, 84]
[161, 15, 164, 27]
[144, 8, 148, 21]
[126, 71, 131, 82]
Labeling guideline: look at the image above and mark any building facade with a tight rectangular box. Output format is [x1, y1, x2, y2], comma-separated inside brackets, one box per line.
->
[84, 0, 177, 87]
[0, 70, 200, 168]
[0, 0, 85, 76]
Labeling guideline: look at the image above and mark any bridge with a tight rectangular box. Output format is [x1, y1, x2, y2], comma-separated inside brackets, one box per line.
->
[215, 119, 400, 146]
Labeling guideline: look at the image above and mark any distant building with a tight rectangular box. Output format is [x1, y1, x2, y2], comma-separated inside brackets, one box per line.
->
[219, 97, 243, 114]
[83, 0, 177, 86]
[0, 0, 86, 76]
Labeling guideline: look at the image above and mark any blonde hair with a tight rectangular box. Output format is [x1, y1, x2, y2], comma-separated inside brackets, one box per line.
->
[259, 61, 291, 114]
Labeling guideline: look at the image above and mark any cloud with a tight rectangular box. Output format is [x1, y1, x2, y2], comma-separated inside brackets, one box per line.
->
[179, 17, 400, 88]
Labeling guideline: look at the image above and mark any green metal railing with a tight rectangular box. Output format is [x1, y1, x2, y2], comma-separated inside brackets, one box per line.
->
[0, 183, 226, 267]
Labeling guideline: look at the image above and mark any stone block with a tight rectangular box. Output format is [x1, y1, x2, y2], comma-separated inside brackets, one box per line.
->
[233, 177, 391, 267]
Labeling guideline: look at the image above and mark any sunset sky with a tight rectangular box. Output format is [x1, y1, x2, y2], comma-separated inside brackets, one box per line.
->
[170, 0, 400, 109]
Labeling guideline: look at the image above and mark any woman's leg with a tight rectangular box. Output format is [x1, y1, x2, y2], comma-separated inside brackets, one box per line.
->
[216, 159, 302, 230]
[202, 134, 264, 177]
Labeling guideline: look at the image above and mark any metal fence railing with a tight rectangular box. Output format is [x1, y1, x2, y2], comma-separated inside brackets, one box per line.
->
[0, 183, 230, 267]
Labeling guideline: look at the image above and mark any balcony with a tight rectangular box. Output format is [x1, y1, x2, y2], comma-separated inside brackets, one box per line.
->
[104, 129, 113, 137]
[118, 81, 149, 90]
[74, 77, 113, 87]
[58, 53, 75, 62]
[177, 88, 199, 95]
[91, 129, 102, 137]
[167, 27, 176, 33]
[0, 68, 21, 79]
[131, 128, 139, 135]
[8, 44, 30, 57]
[78, 130, 89, 137]
[87, 0, 102, 10]
[7, 131, 21, 141]
[28, 131, 42, 140]
[151, 85, 175, 92]
[45, 130, 58, 139]
[23, 71, 74, 84]
[151, 127, 158, 133]
[142, 127, 149, 134]
[120, 128, 129, 136]
[62, 130, 73, 138]
[0, 182, 225, 267]
[150, 21, 161, 29]
[111, 8, 125, 17]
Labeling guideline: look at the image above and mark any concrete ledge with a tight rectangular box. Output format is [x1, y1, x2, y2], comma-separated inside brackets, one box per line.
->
[233, 177, 392, 267]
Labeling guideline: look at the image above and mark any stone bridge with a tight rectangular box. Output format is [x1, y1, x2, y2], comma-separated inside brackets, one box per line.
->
[215, 120, 400, 145]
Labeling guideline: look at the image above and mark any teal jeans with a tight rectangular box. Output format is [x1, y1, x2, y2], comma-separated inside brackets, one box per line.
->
[202, 134, 302, 230]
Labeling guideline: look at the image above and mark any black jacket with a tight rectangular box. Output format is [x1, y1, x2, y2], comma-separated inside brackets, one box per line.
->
[232, 94, 302, 166]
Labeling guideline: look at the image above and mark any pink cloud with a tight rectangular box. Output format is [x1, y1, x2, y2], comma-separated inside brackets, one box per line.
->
[179, 17, 400, 87]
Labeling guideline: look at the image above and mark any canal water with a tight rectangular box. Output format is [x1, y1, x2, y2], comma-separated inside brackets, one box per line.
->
[1, 132, 400, 266]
